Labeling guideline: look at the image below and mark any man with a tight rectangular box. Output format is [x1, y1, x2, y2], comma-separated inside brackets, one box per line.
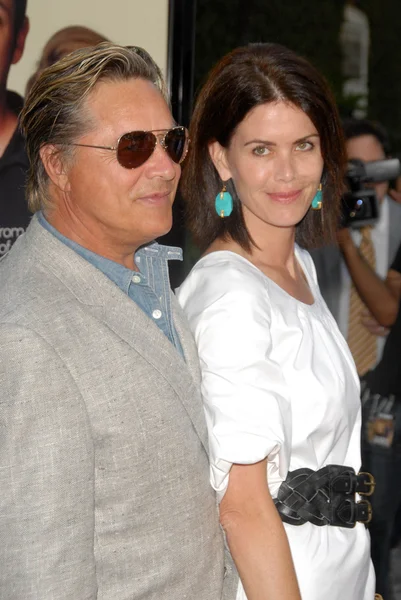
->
[0, 44, 237, 599]
[311, 119, 401, 374]
[0, 0, 30, 255]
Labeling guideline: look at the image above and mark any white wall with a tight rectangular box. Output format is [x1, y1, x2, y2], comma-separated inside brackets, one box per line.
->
[8, 0, 169, 96]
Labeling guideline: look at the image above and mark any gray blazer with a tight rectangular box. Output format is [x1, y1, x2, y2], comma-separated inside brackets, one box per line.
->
[311, 198, 401, 321]
[0, 216, 238, 600]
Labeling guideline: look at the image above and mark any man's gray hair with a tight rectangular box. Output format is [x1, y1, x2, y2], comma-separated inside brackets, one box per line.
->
[20, 43, 167, 213]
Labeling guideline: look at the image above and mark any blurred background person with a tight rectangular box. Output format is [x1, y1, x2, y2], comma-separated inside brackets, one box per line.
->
[342, 237, 401, 599]
[312, 119, 401, 376]
[312, 118, 401, 598]
[0, 0, 29, 256]
[25, 25, 109, 95]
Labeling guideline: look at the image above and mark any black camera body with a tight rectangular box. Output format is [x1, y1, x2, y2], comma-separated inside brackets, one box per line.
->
[341, 158, 400, 228]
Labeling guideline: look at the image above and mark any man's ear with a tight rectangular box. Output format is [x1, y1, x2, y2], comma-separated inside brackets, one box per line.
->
[40, 145, 71, 194]
[11, 17, 29, 65]
[208, 140, 232, 182]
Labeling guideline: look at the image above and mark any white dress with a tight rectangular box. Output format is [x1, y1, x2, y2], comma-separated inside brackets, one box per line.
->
[177, 247, 375, 600]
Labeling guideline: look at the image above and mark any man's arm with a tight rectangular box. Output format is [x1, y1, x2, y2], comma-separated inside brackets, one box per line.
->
[220, 459, 301, 600]
[0, 325, 97, 600]
[338, 228, 401, 327]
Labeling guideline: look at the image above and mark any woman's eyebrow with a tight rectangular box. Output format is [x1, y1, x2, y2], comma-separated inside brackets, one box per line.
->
[244, 133, 320, 147]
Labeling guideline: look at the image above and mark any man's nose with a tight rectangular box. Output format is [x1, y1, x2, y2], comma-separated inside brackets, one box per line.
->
[147, 143, 178, 179]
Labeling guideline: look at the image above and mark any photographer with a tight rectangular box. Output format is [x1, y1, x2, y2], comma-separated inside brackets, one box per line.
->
[313, 118, 401, 598]
[312, 119, 401, 376]
[355, 241, 401, 599]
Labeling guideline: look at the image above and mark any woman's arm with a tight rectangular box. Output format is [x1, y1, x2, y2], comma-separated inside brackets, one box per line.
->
[220, 459, 301, 600]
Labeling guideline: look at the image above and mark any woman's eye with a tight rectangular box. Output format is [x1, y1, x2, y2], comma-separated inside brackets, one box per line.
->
[253, 146, 269, 156]
[296, 141, 313, 151]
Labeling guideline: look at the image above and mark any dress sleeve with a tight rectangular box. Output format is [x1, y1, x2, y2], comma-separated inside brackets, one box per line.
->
[178, 263, 291, 500]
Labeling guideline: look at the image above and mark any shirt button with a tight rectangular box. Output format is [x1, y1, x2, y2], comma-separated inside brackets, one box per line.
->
[132, 275, 141, 283]
[152, 309, 162, 319]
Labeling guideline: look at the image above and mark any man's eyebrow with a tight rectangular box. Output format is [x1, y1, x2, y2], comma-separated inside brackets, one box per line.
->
[244, 133, 320, 146]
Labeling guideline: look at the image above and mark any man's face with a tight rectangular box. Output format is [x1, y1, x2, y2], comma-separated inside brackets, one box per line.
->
[60, 78, 181, 252]
[346, 133, 388, 203]
[0, 0, 14, 89]
[0, 0, 28, 92]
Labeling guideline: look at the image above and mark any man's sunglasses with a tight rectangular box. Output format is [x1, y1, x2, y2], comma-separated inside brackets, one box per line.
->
[65, 126, 189, 169]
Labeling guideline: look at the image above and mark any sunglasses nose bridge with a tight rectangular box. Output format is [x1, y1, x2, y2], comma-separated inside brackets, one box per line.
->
[156, 131, 168, 152]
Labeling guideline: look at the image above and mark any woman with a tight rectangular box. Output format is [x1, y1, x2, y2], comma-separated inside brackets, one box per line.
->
[177, 43, 375, 599]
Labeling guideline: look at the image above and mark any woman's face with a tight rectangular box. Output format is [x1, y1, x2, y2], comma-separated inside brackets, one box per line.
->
[210, 101, 324, 238]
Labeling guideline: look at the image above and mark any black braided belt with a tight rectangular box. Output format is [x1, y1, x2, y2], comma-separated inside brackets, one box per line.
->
[274, 465, 375, 528]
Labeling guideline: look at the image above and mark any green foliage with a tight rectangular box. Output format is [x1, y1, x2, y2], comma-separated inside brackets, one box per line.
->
[195, 0, 347, 102]
[363, 0, 401, 152]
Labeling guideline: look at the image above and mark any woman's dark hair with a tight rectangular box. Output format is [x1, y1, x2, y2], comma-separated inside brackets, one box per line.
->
[181, 43, 346, 252]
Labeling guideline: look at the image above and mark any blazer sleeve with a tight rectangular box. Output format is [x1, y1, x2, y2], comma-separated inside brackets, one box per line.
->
[0, 324, 97, 600]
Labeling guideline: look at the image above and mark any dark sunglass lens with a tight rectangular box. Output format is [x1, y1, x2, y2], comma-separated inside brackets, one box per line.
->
[165, 128, 187, 164]
[117, 132, 156, 168]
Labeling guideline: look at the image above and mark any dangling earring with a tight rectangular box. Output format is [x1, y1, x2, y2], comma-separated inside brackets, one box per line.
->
[215, 184, 233, 218]
[311, 183, 323, 210]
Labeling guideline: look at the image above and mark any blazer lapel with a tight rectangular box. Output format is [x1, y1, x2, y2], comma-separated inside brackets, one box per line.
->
[23, 217, 209, 453]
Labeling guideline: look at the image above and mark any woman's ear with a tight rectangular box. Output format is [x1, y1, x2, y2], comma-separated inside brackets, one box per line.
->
[40, 145, 71, 194]
[208, 140, 233, 182]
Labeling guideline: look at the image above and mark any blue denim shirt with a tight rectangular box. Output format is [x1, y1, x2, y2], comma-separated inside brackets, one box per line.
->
[37, 212, 184, 355]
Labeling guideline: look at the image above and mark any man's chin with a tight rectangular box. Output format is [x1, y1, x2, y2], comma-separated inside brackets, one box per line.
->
[148, 216, 174, 242]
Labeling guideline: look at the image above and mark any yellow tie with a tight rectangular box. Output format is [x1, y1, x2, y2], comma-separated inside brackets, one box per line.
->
[347, 226, 377, 376]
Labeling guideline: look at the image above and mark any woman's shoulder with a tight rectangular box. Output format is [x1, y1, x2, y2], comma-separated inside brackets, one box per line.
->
[177, 251, 275, 340]
[177, 251, 268, 316]
[179, 251, 265, 296]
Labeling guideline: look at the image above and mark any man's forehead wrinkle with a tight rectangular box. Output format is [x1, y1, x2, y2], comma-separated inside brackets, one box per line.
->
[85, 80, 173, 135]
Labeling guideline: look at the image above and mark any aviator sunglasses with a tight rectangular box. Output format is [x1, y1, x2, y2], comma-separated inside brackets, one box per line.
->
[66, 126, 189, 169]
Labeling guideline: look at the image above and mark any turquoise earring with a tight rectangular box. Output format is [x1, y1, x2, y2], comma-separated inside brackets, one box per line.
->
[311, 183, 323, 210]
[215, 184, 233, 218]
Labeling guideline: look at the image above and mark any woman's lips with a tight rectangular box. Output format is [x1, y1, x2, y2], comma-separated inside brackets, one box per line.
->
[268, 190, 302, 204]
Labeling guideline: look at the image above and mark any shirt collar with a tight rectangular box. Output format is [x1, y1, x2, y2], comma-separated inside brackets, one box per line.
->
[37, 211, 183, 292]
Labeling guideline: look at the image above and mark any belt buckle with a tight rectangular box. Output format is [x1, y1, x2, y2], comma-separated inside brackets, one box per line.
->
[356, 499, 372, 524]
[357, 471, 376, 496]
